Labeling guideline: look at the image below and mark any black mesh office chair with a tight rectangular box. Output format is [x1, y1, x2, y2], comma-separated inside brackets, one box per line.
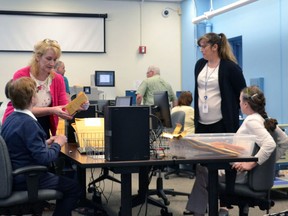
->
[219, 145, 276, 216]
[164, 111, 195, 179]
[0, 135, 63, 215]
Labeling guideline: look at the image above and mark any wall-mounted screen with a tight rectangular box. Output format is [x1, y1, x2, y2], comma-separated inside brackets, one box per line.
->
[95, 71, 115, 87]
[0, 11, 107, 53]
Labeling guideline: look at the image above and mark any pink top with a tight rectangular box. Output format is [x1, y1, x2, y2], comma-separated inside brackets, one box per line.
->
[2, 66, 68, 135]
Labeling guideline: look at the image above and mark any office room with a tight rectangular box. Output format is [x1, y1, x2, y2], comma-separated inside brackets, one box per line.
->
[0, 0, 288, 216]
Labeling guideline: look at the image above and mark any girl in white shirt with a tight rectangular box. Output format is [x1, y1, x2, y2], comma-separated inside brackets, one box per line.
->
[184, 86, 277, 216]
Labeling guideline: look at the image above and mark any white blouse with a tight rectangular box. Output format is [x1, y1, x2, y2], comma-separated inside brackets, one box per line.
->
[237, 113, 276, 165]
[30, 73, 52, 107]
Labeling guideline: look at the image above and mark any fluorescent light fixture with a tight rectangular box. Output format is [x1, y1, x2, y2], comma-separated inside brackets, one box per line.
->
[192, 0, 258, 24]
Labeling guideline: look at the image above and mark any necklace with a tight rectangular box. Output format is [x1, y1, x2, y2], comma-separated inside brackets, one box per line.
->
[204, 63, 219, 101]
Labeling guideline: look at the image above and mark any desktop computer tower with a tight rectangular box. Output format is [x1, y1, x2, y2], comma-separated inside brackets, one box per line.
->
[104, 106, 150, 161]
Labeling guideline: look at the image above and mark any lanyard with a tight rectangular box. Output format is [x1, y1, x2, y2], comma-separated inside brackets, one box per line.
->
[204, 64, 219, 101]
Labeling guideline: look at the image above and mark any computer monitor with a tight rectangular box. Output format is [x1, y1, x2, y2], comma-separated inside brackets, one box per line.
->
[115, 96, 132, 106]
[153, 91, 172, 128]
[95, 71, 115, 87]
[90, 100, 116, 117]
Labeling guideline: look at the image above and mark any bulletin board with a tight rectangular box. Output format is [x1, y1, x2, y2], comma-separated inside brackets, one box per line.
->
[0, 11, 108, 53]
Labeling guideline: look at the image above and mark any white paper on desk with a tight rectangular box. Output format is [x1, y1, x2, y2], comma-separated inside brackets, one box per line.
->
[73, 118, 105, 148]
[84, 118, 102, 127]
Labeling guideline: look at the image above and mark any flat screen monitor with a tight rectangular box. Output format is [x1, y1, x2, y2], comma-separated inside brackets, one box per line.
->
[153, 91, 172, 128]
[95, 71, 115, 87]
[115, 96, 132, 106]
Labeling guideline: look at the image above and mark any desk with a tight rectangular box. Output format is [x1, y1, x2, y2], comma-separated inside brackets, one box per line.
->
[61, 144, 257, 216]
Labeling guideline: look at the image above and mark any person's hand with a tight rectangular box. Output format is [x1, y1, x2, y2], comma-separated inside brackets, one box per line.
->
[53, 106, 73, 120]
[79, 101, 90, 111]
[53, 135, 67, 147]
[46, 136, 57, 145]
[232, 162, 257, 172]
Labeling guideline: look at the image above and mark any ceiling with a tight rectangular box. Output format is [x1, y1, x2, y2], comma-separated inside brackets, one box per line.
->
[111, 0, 183, 2]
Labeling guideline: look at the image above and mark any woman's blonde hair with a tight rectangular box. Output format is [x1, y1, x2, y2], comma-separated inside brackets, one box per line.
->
[29, 39, 61, 77]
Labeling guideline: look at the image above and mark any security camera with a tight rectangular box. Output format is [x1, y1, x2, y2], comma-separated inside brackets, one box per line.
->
[162, 8, 169, 18]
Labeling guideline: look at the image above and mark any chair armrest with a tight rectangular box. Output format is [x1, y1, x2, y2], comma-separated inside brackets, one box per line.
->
[12, 165, 48, 202]
[12, 165, 48, 176]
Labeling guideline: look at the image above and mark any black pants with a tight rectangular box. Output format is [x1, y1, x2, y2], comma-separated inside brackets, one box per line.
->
[195, 119, 226, 133]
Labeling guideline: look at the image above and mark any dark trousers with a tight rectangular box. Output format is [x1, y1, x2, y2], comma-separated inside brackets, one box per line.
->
[15, 172, 83, 216]
[195, 119, 226, 133]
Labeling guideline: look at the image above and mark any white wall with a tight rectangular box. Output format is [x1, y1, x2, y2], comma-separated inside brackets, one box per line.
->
[0, 0, 181, 100]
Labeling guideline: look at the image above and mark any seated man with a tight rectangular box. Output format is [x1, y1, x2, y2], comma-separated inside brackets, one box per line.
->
[1, 77, 82, 216]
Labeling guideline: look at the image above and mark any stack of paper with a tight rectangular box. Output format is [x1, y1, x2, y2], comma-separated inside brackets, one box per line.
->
[72, 118, 104, 149]
[183, 138, 243, 157]
[162, 124, 246, 157]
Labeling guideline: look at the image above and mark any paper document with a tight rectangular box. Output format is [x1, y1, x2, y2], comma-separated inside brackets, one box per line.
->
[72, 118, 104, 149]
[65, 91, 88, 115]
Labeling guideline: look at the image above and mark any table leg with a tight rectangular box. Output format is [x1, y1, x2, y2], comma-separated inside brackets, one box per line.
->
[120, 173, 132, 216]
[207, 168, 218, 216]
[77, 166, 87, 199]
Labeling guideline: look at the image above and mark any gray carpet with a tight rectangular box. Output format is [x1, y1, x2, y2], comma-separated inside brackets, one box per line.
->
[42, 168, 288, 216]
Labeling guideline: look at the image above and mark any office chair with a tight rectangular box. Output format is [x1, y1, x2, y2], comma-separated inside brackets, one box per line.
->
[0, 135, 63, 215]
[219, 145, 276, 216]
[164, 111, 195, 179]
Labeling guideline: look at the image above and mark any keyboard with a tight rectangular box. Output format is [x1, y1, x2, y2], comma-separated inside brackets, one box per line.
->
[77, 147, 87, 154]
[77, 147, 104, 155]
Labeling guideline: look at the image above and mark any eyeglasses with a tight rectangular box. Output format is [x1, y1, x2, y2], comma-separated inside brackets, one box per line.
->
[42, 39, 58, 44]
[198, 44, 211, 49]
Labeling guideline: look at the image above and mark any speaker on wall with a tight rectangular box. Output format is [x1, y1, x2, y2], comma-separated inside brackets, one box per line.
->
[104, 106, 150, 161]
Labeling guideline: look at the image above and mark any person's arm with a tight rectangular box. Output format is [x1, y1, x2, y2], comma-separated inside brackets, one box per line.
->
[52, 72, 69, 106]
[249, 118, 276, 165]
[166, 84, 177, 107]
[24, 120, 63, 165]
[32, 106, 73, 120]
[136, 94, 143, 105]
[225, 60, 247, 98]
[64, 76, 71, 102]
[47, 135, 67, 147]
[136, 80, 147, 105]
[233, 116, 276, 172]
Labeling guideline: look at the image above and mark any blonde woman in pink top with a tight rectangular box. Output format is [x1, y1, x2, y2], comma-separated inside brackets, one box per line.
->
[3, 39, 74, 137]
